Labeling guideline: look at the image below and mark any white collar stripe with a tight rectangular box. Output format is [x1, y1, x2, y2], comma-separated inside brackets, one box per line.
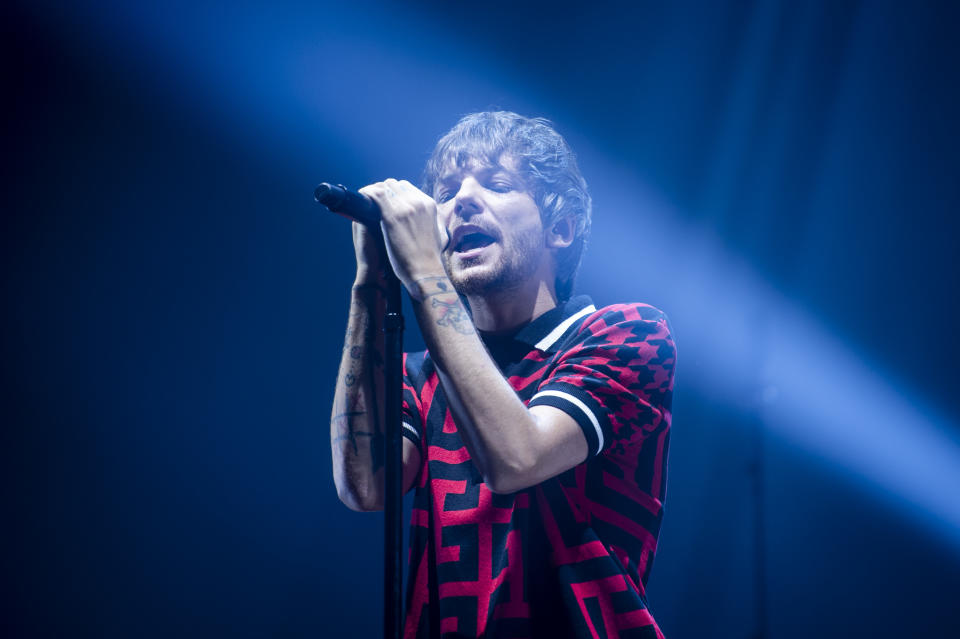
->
[532, 389, 604, 455]
[402, 421, 420, 441]
[534, 304, 597, 352]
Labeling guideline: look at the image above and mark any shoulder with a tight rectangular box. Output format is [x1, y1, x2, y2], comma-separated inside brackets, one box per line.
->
[588, 302, 670, 323]
[576, 302, 673, 345]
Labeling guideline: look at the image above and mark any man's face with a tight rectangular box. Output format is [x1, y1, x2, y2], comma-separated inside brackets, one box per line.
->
[434, 155, 549, 297]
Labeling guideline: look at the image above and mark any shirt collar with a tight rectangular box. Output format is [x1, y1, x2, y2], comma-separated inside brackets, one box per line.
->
[510, 295, 596, 353]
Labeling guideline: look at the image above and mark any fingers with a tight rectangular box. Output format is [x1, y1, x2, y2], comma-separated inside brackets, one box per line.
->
[360, 179, 429, 206]
[371, 180, 445, 252]
[355, 178, 444, 289]
[359, 180, 398, 202]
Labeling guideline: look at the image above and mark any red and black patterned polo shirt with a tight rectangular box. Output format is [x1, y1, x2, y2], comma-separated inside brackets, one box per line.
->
[401, 295, 675, 639]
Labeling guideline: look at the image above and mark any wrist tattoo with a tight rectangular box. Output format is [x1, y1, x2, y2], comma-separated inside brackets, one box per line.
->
[413, 275, 456, 300]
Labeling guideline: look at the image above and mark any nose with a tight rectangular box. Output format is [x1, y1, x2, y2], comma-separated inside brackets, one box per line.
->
[453, 177, 483, 219]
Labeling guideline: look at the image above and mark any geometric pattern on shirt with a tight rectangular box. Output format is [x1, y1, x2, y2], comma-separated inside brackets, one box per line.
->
[400, 295, 676, 639]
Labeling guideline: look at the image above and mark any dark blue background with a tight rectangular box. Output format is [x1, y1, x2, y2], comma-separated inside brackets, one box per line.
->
[5, 1, 959, 637]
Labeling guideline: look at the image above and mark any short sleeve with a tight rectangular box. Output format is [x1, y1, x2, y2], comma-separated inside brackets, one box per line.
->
[527, 304, 675, 457]
[402, 352, 426, 454]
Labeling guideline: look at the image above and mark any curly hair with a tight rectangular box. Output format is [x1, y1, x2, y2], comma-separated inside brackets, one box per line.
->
[422, 111, 592, 302]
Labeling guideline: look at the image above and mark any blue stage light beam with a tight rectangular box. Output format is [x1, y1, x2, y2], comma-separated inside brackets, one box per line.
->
[577, 153, 960, 553]
[29, 0, 960, 554]
[28, 0, 543, 181]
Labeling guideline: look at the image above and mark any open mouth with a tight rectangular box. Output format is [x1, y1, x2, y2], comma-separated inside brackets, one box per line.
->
[454, 232, 496, 253]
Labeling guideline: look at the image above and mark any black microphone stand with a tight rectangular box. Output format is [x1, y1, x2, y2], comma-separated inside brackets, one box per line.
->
[315, 184, 405, 639]
[382, 267, 404, 639]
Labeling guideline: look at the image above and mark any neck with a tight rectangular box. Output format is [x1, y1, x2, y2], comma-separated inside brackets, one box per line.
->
[467, 279, 558, 333]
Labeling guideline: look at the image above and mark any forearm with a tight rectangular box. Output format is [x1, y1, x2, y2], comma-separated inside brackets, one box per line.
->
[410, 276, 545, 492]
[331, 283, 386, 511]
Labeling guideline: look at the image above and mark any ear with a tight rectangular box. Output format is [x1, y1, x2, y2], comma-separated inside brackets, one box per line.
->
[545, 216, 575, 249]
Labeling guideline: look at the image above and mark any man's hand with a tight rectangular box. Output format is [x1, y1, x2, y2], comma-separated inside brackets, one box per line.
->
[358, 179, 449, 297]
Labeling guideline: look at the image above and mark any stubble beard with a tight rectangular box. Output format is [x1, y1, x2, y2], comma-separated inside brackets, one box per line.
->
[443, 227, 545, 298]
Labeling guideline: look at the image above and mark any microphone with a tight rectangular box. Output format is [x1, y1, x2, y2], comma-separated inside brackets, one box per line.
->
[314, 183, 380, 227]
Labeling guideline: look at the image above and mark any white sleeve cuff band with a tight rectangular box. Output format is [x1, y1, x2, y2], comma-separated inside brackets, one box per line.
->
[531, 389, 604, 455]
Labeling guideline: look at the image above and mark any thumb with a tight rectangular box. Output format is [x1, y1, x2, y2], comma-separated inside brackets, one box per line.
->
[437, 216, 450, 252]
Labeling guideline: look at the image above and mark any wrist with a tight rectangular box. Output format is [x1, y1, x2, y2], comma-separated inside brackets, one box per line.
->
[400, 257, 447, 295]
[354, 267, 387, 289]
[352, 281, 387, 298]
[407, 273, 457, 302]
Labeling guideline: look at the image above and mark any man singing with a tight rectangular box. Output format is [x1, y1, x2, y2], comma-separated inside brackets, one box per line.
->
[331, 111, 675, 638]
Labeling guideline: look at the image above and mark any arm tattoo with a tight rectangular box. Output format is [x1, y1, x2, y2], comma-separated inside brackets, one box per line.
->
[414, 275, 456, 299]
[331, 407, 367, 455]
[431, 296, 474, 335]
[410, 275, 474, 334]
[334, 293, 387, 473]
[332, 404, 385, 472]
